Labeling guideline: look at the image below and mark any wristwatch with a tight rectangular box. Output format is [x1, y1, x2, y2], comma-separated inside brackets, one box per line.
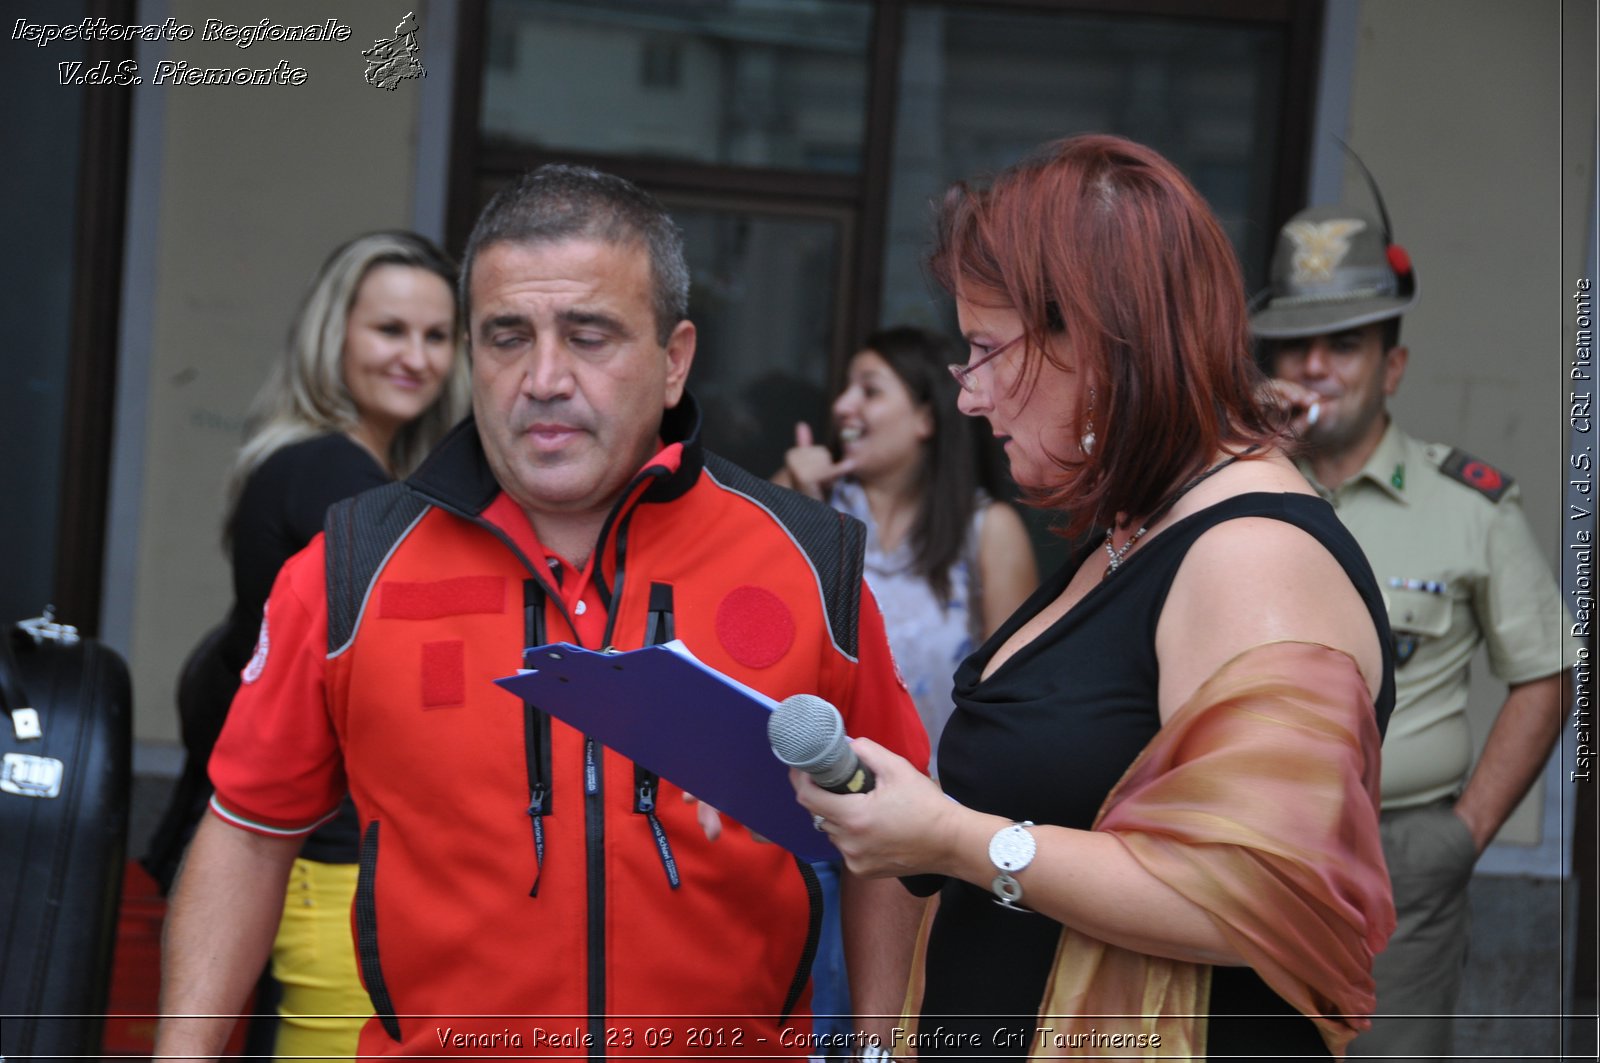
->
[987, 820, 1036, 910]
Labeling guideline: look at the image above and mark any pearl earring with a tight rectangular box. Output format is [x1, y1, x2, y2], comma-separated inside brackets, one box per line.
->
[1081, 389, 1097, 455]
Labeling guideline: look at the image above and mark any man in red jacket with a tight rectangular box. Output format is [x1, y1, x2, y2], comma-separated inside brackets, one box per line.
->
[156, 165, 929, 1059]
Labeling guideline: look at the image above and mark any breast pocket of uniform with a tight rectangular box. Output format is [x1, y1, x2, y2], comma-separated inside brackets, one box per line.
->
[1385, 584, 1452, 667]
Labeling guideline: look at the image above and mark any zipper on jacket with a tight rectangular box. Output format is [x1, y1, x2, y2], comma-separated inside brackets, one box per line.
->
[583, 484, 654, 1058]
[634, 582, 679, 888]
[521, 580, 553, 897]
[584, 736, 606, 1058]
[634, 780, 679, 889]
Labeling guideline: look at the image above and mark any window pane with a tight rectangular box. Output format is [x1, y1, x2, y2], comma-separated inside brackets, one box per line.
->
[880, 5, 1287, 326]
[483, 0, 873, 174]
[671, 203, 844, 475]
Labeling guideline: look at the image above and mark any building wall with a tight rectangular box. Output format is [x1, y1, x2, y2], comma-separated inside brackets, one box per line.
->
[104, 0, 429, 747]
[1338, 0, 1594, 850]
[106, 0, 1595, 835]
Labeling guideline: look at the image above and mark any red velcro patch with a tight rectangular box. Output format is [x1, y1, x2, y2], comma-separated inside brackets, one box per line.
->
[420, 640, 465, 708]
[715, 586, 796, 670]
[381, 576, 506, 619]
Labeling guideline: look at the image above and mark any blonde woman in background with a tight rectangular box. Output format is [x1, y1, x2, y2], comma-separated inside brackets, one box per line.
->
[145, 230, 469, 1058]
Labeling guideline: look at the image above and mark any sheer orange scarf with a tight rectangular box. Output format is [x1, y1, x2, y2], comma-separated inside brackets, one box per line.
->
[1028, 640, 1394, 1060]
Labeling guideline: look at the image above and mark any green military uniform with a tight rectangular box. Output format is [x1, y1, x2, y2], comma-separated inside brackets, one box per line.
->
[1299, 419, 1573, 1062]
[1298, 420, 1571, 808]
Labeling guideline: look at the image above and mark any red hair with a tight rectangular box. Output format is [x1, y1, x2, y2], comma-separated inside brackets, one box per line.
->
[931, 134, 1278, 539]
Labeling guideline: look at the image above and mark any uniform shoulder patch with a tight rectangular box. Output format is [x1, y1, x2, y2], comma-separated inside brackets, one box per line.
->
[1437, 448, 1513, 503]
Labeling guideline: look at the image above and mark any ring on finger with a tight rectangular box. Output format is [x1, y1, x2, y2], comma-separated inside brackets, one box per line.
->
[812, 813, 828, 832]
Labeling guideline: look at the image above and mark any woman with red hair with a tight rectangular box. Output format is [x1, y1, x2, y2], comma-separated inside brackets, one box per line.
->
[792, 136, 1396, 1059]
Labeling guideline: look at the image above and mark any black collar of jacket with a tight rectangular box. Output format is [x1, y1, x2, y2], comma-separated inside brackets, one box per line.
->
[404, 391, 706, 519]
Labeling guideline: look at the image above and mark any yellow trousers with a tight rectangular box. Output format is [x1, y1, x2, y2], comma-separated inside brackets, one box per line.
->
[271, 858, 368, 1061]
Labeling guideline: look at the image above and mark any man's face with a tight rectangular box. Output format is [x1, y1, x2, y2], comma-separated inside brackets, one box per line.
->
[1268, 323, 1406, 456]
[469, 238, 695, 522]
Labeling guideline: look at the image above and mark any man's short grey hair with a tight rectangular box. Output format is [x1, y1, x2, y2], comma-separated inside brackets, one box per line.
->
[461, 164, 691, 344]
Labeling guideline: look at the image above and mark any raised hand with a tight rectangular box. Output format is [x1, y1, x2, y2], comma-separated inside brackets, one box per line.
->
[1257, 378, 1323, 437]
[778, 421, 856, 500]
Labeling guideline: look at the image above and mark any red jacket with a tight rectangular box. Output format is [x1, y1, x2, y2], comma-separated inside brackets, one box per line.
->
[210, 399, 928, 1057]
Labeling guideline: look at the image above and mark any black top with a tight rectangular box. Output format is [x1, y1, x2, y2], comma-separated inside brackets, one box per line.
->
[223, 433, 391, 671]
[917, 492, 1394, 1060]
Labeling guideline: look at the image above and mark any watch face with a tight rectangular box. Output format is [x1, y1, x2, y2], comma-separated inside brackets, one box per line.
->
[989, 824, 1036, 871]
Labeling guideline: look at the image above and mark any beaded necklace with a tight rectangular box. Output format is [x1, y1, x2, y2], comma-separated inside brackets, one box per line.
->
[1101, 449, 1253, 578]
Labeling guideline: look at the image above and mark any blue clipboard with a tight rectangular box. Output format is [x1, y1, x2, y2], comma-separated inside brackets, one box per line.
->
[495, 641, 834, 862]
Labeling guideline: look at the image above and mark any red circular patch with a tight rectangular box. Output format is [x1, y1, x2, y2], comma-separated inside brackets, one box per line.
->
[1464, 461, 1503, 491]
[715, 586, 796, 670]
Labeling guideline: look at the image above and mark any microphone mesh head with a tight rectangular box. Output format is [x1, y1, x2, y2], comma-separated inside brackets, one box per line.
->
[768, 694, 847, 773]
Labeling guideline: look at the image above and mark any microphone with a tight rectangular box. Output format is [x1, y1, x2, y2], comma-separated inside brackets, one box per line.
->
[768, 694, 876, 794]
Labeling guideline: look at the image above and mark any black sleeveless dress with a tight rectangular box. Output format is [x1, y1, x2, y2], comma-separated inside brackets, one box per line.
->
[916, 492, 1395, 1060]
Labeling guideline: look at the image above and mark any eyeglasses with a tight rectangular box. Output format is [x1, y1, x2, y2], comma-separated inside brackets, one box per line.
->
[948, 333, 1024, 393]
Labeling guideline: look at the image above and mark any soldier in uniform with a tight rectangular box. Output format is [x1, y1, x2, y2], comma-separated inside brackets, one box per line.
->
[1252, 204, 1574, 1061]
